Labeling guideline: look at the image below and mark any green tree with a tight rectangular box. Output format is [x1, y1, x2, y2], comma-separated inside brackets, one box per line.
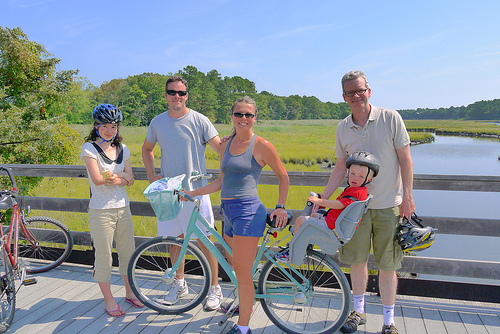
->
[46, 77, 96, 124]
[0, 26, 79, 191]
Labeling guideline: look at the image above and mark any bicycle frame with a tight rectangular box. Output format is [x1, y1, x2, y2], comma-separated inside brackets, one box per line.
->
[1, 201, 37, 273]
[169, 191, 310, 300]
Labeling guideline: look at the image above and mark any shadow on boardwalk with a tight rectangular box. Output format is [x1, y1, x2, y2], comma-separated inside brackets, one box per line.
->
[9, 263, 500, 334]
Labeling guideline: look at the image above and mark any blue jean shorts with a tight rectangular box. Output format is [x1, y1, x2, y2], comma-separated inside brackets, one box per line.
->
[221, 197, 267, 238]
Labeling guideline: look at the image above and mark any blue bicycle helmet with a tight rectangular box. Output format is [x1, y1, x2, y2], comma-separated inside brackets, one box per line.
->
[92, 104, 123, 124]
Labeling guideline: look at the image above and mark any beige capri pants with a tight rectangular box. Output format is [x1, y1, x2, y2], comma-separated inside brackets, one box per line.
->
[88, 206, 135, 282]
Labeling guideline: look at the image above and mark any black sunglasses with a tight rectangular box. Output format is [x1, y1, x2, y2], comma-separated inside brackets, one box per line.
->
[232, 112, 256, 119]
[166, 90, 188, 97]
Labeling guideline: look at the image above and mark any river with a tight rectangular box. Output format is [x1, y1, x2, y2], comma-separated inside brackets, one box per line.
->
[409, 135, 500, 284]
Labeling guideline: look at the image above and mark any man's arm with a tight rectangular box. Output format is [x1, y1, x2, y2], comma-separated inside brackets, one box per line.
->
[322, 157, 348, 200]
[142, 139, 161, 184]
[207, 135, 221, 155]
[397, 144, 415, 218]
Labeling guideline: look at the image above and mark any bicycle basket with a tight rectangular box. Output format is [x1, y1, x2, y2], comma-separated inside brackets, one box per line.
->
[143, 174, 185, 221]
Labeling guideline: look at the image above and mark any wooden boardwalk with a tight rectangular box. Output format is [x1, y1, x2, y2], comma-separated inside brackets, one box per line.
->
[8, 263, 500, 334]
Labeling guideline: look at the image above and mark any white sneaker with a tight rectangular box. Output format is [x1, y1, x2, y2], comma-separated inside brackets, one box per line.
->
[204, 285, 222, 310]
[160, 279, 188, 305]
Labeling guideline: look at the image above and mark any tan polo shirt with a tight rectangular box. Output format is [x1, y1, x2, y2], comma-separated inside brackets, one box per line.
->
[335, 105, 410, 209]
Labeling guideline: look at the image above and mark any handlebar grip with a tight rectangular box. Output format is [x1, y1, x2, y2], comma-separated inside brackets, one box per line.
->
[0, 166, 18, 191]
[177, 191, 201, 206]
[301, 191, 321, 217]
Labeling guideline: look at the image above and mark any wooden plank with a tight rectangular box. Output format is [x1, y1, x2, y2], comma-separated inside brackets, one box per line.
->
[401, 305, 426, 334]
[22, 197, 500, 238]
[7, 262, 500, 334]
[3, 164, 500, 192]
[420, 307, 447, 333]
[439, 310, 468, 334]
[10, 270, 94, 332]
[478, 313, 500, 334]
[459, 312, 489, 334]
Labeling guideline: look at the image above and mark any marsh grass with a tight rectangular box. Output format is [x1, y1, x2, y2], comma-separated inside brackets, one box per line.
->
[30, 119, 498, 237]
[405, 119, 500, 135]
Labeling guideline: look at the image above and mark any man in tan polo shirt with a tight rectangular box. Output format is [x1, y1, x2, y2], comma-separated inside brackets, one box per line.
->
[321, 70, 415, 334]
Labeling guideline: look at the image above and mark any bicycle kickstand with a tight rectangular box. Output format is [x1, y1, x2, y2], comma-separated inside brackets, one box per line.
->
[218, 296, 240, 326]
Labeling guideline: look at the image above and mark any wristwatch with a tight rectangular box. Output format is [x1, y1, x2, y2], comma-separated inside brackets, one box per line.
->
[275, 204, 285, 210]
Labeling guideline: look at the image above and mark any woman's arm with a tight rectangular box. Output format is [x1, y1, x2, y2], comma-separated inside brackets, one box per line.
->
[82, 156, 107, 185]
[114, 159, 135, 186]
[255, 137, 289, 225]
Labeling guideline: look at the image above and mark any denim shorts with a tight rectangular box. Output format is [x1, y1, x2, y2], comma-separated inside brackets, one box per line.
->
[221, 197, 267, 238]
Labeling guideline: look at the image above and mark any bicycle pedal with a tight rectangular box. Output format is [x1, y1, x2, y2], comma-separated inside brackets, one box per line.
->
[23, 278, 37, 286]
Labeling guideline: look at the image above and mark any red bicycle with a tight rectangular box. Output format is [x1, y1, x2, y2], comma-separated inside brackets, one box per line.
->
[0, 166, 73, 332]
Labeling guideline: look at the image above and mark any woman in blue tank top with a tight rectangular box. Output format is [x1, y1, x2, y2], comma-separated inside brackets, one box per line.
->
[186, 96, 289, 334]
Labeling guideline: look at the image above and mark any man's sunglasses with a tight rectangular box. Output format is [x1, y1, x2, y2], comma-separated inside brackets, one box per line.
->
[232, 112, 256, 119]
[166, 90, 188, 97]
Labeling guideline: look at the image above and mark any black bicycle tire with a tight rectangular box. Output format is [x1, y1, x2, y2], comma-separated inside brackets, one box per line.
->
[258, 249, 351, 334]
[21, 216, 73, 274]
[0, 248, 15, 333]
[127, 236, 211, 314]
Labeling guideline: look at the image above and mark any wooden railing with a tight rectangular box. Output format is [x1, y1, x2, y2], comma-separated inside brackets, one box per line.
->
[2, 164, 499, 303]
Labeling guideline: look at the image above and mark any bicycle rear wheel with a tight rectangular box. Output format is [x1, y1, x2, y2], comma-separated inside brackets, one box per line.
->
[127, 236, 211, 314]
[0, 248, 15, 333]
[258, 249, 350, 334]
[20, 216, 73, 274]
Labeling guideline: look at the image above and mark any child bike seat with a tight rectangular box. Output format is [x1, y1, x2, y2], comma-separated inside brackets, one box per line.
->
[289, 195, 372, 266]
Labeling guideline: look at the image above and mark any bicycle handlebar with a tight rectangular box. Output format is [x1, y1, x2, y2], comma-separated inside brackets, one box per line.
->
[177, 190, 201, 207]
[0, 166, 19, 195]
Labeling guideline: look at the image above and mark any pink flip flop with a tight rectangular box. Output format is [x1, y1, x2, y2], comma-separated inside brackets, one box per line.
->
[125, 298, 144, 308]
[106, 307, 125, 317]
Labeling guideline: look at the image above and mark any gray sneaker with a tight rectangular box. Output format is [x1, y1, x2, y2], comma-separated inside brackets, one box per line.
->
[204, 285, 223, 310]
[226, 324, 252, 334]
[340, 310, 366, 333]
[160, 279, 188, 305]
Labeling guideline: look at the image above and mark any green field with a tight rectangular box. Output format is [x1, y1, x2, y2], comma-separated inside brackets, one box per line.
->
[29, 119, 497, 236]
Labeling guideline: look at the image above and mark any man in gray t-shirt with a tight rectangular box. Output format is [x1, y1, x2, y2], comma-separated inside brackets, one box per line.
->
[142, 76, 223, 310]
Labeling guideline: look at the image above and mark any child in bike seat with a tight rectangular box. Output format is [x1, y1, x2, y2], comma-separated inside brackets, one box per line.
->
[275, 151, 379, 263]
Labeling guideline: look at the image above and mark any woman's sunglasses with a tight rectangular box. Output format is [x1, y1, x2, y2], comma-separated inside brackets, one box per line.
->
[232, 112, 256, 119]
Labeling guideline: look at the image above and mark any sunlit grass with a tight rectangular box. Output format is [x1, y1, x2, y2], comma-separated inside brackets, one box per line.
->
[36, 119, 498, 237]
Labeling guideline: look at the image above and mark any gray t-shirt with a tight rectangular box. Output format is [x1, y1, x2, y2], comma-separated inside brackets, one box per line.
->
[146, 109, 218, 190]
[335, 105, 410, 209]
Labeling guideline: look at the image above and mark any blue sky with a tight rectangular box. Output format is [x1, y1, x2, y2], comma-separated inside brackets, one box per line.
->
[2, 0, 500, 110]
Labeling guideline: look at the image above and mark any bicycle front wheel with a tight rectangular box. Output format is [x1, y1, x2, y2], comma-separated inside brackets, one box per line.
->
[20, 216, 73, 274]
[127, 236, 211, 314]
[258, 249, 350, 334]
[0, 248, 15, 333]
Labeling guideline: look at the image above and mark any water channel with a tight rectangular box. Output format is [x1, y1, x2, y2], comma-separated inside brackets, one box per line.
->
[409, 134, 500, 284]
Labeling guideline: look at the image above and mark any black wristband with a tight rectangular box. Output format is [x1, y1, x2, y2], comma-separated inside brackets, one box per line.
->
[275, 204, 285, 210]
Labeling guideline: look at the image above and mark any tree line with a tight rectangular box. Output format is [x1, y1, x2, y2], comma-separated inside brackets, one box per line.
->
[1, 25, 499, 189]
[399, 99, 500, 120]
[48, 67, 353, 126]
[53, 67, 500, 126]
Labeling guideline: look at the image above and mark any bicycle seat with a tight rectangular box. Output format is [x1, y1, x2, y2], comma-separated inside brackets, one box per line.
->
[266, 211, 293, 229]
[289, 195, 372, 266]
[0, 195, 12, 210]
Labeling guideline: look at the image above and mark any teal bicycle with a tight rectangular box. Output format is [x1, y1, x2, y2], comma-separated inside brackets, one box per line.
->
[127, 173, 353, 334]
